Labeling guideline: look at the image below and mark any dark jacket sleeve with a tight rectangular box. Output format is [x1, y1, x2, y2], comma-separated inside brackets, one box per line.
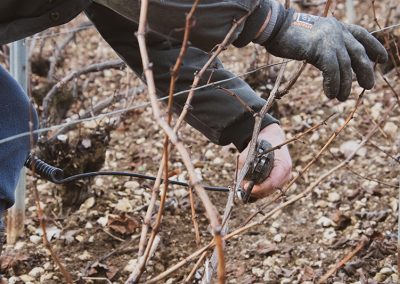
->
[91, 0, 281, 51]
[85, 3, 278, 151]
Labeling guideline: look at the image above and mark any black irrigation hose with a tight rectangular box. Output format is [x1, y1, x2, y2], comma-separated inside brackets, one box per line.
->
[24, 153, 230, 193]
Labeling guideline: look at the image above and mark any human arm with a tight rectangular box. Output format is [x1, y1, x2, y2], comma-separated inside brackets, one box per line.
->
[93, 0, 388, 101]
[85, 3, 279, 151]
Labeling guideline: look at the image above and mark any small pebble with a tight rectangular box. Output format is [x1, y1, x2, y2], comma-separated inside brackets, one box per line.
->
[8, 276, 20, 284]
[383, 122, 398, 139]
[379, 267, 392, 275]
[374, 273, 386, 282]
[97, 216, 108, 227]
[85, 222, 93, 229]
[269, 227, 278, 235]
[29, 267, 45, 278]
[271, 221, 280, 229]
[19, 275, 35, 283]
[75, 235, 84, 242]
[251, 267, 264, 277]
[390, 273, 399, 282]
[173, 188, 187, 198]
[78, 250, 91, 261]
[328, 192, 341, 203]
[317, 216, 333, 227]
[204, 149, 215, 159]
[124, 259, 137, 272]
[14, 241, 25, 250]
[40, 273, 54, 282]
[212, 157, 223, 165]
[43, 262, 52, 270]
[390, 197, 398, 213]
[323, 228, 337, 241]
[115, 198, 133, 212]
[273, 234, 282, 243]
[315, 200, 328, 208]
[29, 235, 42, 244]
[263, 257, 275, 267]
[124, 181, 139, 190]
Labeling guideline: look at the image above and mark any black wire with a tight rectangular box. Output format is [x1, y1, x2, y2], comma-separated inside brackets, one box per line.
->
[24, 153, 230, 193]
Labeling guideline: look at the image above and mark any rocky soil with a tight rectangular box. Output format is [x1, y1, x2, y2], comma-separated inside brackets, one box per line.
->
[0, 1, 399, 283]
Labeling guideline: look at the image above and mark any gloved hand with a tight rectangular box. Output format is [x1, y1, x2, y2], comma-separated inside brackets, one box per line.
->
[238, 123, 292, 199]
[264, 10, 388, 101]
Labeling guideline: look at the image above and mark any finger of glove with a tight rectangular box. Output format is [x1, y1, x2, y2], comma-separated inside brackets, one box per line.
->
[344, 32, 375, 90]
[343, 23, 388, 64]
[314, 53, 341, 99]
[336, 49, 353, 101]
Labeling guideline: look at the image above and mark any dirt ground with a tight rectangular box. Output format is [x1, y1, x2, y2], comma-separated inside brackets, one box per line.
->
[0, 1, 399, 283]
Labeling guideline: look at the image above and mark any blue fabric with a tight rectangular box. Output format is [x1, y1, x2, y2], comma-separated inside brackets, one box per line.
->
[0, 64, 38, 214]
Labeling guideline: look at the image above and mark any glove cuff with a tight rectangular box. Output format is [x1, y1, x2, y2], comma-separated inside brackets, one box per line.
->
[233, 0, 278, 48]
[253, 0, 281, 45]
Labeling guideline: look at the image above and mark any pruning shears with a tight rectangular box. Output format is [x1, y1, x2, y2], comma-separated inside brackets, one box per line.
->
[239, 139, 275, 203]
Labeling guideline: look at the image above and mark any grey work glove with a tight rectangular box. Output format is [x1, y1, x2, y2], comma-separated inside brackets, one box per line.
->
[264, 9, 388, 101]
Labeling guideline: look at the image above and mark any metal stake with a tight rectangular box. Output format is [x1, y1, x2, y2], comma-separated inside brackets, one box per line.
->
[7, 40, 28, 245]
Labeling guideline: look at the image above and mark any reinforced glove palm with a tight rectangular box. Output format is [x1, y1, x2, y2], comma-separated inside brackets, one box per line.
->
[264, 10, 388, 101]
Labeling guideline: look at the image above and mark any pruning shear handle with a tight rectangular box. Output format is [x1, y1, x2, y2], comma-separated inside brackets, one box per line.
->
[241, 139, 275, 203]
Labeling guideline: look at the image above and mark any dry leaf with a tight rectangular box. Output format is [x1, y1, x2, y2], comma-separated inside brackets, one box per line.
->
[107, 213, 140, 235]
[0, 253, 29, 271]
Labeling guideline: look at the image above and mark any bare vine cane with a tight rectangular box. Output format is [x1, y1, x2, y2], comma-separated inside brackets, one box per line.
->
[126, 0, 225, 283]
[134, 3, 252, 284]
[142, 10, 251, 284]
[137, 0, 200, 259]
[201, 62, 287, 283]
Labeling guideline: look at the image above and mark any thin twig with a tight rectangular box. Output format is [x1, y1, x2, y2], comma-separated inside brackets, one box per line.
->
[318, 238, 368, 283]
[379, 70, 400, 107]
[184, 251, 208, 283]
[323, 0, 333, 17]
[372, 0, 400, 76]
[31, 180, 73, 283]
[367, 140, 400, 165]
[47, 24, 86, 82]
[217, 86, 256, 114]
